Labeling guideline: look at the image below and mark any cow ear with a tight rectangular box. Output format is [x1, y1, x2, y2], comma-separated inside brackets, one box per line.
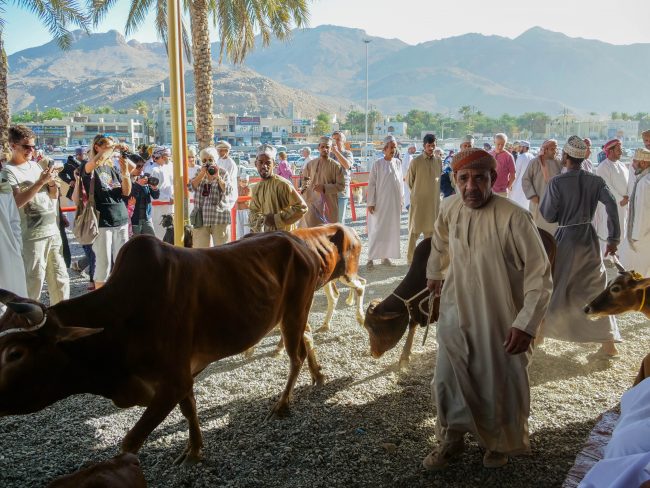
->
[631, 277, 650, 291]
[55, 327, 104, 343]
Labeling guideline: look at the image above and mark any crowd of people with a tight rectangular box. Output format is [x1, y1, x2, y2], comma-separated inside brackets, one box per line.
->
[1, 122, 650, 475]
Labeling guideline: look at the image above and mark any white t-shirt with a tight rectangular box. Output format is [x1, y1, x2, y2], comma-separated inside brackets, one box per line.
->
[150, 162, 174, 202]
[0, 161, 58, 240]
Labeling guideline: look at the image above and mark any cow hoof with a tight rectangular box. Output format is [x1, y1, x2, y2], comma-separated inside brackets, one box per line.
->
[272, 346, 284, 357]
[398, 358, 410, 371]
[312, 372, 325, 387]
[173, 448, 203, 466]
[267, 402, 290, 420]
[345, 296, 355, 306]
[356, 315, 365, 327]
[316, 324, 330, 333]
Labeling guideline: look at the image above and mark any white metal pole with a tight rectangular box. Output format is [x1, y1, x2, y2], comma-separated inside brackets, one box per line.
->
[364, 39, 370, 159]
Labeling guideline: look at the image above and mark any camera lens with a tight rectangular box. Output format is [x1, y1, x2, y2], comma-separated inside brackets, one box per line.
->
[207, 165, 216, 176]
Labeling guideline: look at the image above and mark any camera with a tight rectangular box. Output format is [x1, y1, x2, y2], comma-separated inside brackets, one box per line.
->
[143, 173, 160, 186]
[206, 164, 217, 176]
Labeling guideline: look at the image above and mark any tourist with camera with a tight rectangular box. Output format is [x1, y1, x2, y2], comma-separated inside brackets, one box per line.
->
[80, 134, 132, 289]
[189, 147, 233, 248]
[128, 154, 160, 236]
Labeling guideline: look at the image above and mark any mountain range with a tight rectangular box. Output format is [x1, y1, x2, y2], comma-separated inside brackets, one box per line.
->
[8, 25, 650, 117]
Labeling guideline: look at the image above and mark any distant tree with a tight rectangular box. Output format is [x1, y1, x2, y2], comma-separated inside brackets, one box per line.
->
[96, 106, 114, 114]
[133, 100, 150, 117]
[313, 112, 331, 136]
[75, 104, 93, 114]
[11, 111, 37, 123]
[41, 107, 65, 120]
[341, 110, 366, 134]
[611, 111, 621, 120]
[0, 1, 88, 145]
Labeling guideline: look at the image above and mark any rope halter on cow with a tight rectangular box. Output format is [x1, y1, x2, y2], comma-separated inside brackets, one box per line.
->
[391, 287, 435, 345]
[0, 303, 47, 338]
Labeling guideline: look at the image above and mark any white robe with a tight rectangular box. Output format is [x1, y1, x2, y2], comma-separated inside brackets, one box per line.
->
[426, 195, 552, 454]
[595, 158, 629, 244]
[401, 152, 413, 208]
[620, 169, 650, 276]
[579, 378, 650, 488]
[0, 187, 28, 314]
[367, 157, 403, 260]
[217, 157, 239, 211]
[510, 152, 534, 209]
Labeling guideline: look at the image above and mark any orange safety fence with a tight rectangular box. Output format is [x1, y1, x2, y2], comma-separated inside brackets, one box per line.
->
[61, 173, 369, 241]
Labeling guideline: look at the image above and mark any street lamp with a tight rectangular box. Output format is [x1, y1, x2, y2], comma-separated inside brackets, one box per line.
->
[363, 39, 371, 160]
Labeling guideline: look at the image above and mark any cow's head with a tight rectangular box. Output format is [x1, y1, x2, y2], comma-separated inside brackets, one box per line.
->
[363, 299, 409, 358]
[0, 290, 102, 416]
[584, 271, 650, 318]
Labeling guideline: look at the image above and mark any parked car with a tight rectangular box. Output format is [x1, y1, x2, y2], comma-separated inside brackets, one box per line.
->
[238, 166, 260, 179]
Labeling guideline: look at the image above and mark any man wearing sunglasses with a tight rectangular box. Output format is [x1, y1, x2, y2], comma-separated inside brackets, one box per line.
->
[0, 125, 69, 304]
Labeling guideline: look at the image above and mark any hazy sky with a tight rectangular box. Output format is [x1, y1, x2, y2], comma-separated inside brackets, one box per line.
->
[3, 0, 650, 55]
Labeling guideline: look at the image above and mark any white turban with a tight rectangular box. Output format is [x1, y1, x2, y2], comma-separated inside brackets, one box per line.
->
[563, 136, 588, 159]
[634, 148, 650, 162]
[319, 136, 332, 146]
[462, 134, 475, 144]
[257, 143, 277, 160]
[383, 135, 397, 146]
[519, 140, 530, 148]
[216, 140, 231, 150]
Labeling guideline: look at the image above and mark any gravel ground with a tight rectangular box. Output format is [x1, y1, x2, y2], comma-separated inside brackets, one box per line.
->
[1, 204, 649, 488]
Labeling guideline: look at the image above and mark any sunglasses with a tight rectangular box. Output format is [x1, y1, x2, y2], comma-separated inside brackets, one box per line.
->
[19, 144, 36, 151]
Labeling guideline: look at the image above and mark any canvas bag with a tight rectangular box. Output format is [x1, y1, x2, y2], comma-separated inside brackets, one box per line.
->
[73, 170, 100, 245]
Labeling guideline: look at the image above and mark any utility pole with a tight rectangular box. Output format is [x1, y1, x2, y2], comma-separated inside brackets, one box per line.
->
[363, 39, 371, 160]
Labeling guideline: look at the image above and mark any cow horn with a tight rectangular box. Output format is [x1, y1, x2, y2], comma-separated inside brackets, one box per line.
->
[610, 256, 627, 273]
[0, 289, 19, 305]
[6, 302, 46, 327]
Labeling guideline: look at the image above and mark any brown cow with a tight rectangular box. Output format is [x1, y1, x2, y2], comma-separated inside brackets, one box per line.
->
[47, 453, 146, 487]
[292, 223, 366, 331]
[365, 228, 556, 369]
[584, 261, 650, 319]
[0, 232, 323, 465]
[246, 223, 366, 357]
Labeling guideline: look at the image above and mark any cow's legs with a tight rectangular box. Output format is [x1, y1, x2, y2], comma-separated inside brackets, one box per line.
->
[122, 384, 188, 455]
[317, 282, 339, 332]
[340, 276, 367, 326]
[399, 320, 418, 370]
[268, 309, 311, 419]
[303, 327, 325, 386]
[173, 391, 204, 466]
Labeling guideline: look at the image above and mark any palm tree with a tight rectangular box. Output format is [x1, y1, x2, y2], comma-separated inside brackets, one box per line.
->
[92, 0, 308, 149]
[0, 0, 88, 146]
[189, 0, 309, 148]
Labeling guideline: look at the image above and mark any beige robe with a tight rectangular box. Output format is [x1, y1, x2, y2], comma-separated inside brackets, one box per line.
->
[248, 175, 307, 232]
[426, 195, 552, 454]
[407, 153, 442, 234]
[521, 156, 562, 234]
[301, 157, 345, 227]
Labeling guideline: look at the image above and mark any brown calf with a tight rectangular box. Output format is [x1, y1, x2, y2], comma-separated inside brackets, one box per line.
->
[0, 233, 322, 465]
[584, 267, 650, 319]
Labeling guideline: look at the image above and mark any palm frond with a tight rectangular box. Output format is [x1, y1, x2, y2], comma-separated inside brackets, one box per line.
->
[12, 0, 89, 49]
[124, 0, 155, 36]
[86, 0, 118, 28]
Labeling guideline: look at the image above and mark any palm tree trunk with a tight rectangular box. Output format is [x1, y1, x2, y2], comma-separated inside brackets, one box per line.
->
[189, 0, 214, 149]
[0, 33, 9, 148]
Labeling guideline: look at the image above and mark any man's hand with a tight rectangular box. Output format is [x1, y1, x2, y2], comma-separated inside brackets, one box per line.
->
[263, 213, 275, 227]
[530, 196, 540, 205]
[313, 183, 324, 194]
[426, 279, 444, 297]
[604, 243, 618, 257]
[620, 196, 629, 206]
[367, 205, 375, 214]
[504, 327, 533, 355]
[37, 167, 55, 187]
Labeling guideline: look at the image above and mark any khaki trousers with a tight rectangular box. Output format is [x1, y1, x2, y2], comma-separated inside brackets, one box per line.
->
[193, 224, 230, 248]
[23, 233, 70, 305]
[407, 231, 433, 264]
